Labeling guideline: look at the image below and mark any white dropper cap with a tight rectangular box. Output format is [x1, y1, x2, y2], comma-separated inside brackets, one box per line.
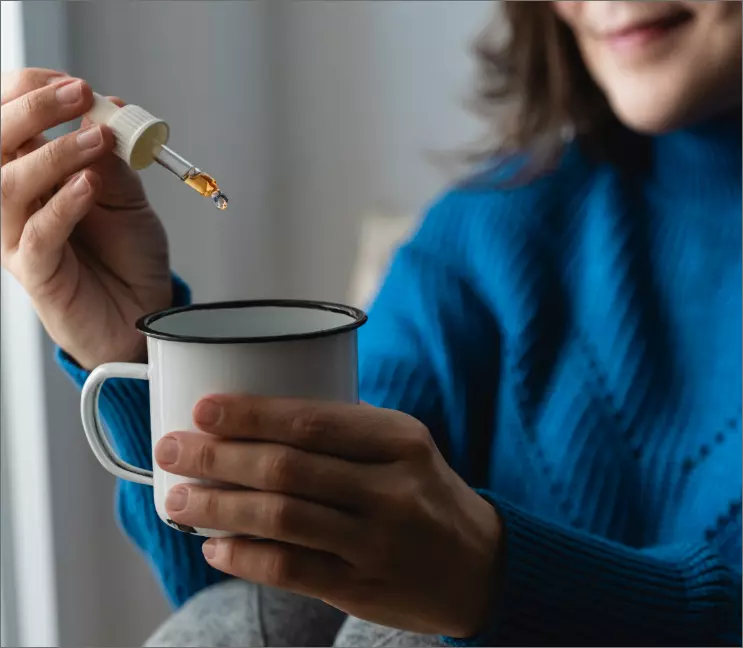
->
[86, 93, 170, 171]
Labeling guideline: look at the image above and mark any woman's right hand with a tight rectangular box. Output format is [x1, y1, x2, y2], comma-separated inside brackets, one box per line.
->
[1, 68, 173, 370]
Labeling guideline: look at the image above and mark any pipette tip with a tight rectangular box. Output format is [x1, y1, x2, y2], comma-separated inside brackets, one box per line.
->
[212, 191, 228, 211]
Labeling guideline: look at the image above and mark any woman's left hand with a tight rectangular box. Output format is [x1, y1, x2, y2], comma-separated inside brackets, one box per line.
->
[155, 395, 502, 638]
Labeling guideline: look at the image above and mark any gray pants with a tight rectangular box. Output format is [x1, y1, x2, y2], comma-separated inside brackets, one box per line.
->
[145, 579, 445, 647]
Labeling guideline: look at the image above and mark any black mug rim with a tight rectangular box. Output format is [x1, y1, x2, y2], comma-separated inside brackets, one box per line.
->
[136, 299, 368, 345]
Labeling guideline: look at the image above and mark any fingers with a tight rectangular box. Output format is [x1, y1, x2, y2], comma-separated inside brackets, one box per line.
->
[192, 395, 431, 462]
[166, 486, 363, 560]
[1, 68, 67, 104]
[16, 134, 47, 157]
[78, 96, 150, 210]
[1, 78, 94, 154]
[156, 433, 371, 510]
[18, 169, 100, 286]
[2, 134, 46, 167]
[1, 124, 113, 247]
[202, 537, 352, 601]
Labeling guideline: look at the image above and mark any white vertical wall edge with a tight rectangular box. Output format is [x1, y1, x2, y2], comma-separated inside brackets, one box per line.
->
[0, 277, 59, 648]
[0, 2, 60, 645]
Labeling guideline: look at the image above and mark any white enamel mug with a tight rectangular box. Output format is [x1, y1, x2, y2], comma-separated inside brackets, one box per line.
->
[80, 300, 367, 537]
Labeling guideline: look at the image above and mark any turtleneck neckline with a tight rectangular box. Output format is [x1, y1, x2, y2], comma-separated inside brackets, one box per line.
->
[649, 110, 741, 204]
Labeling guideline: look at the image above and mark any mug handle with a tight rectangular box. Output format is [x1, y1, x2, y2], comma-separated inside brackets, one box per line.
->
[80, 362, 154, 486]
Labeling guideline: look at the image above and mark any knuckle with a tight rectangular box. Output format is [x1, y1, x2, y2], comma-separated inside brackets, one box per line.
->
[261, 497, 294, 536]
[260, 448, 298, 491]
[236, 400, 261, 431]
[195, 442, 217, 477]
[402, 419, 435, 457]
[0, 166, 16, 203]
[19, 92, 35, 120]
[290, 407, 326, 445]
[18, 89, 51, 126]
[202, 489, 221, 520]
[41, 138, 63, 169]
[20, 219, 42, 255]
[261, 550, 295, 588]
[219, 538, 238, 572]
[372, 469, 422, 514]
[396, 474, 423, 503]
[46, 192, 66, 225]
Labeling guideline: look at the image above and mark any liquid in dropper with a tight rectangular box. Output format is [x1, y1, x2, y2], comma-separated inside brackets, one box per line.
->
[184, 170, 229, 211]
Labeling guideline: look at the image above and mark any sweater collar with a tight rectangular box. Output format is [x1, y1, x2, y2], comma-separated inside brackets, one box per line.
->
[649, 110, 741, 204]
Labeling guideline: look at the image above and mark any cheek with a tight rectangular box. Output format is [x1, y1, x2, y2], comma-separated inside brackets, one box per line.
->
[553, 1, 582, 25]
[692, 1, 742, 23]
[557, 27, 608, 93]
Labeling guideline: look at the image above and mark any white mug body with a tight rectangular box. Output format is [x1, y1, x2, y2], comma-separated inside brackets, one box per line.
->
[148, 330, 359, 536]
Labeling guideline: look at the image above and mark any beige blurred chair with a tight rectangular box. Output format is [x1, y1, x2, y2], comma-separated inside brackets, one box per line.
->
[348, 212, 419, 309]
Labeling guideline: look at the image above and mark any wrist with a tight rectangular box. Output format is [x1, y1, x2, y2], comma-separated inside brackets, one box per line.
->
[445, 492, 504, 638]
[65, 336, 148, 371]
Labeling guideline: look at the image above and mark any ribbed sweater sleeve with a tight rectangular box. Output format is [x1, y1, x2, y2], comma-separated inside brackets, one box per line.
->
[444, 492, 742, 646]
[55, 275, 228, 607]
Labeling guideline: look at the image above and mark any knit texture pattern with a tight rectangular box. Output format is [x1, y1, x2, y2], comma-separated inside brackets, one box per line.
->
[57, 116, 742, 646]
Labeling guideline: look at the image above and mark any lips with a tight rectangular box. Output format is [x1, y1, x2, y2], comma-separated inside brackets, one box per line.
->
[594, 8, 695, 55]
[603, 10, 694, 40]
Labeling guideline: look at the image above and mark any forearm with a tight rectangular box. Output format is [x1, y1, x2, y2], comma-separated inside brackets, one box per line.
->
[445, 491, 742, 647]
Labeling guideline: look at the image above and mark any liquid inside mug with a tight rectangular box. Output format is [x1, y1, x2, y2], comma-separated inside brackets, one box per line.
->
[80, 300, 367, 537]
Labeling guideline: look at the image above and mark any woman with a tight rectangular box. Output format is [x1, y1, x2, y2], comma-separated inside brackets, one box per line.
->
[1, 1, 740, 646]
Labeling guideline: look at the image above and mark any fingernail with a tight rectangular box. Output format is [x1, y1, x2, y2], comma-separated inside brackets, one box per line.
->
[155, 437, 179, 465]
[77, 125, 102, 150]
[56, 80, 82, 104]
[72, 173, 90, 196]
[194, 399, 222, 428]
[202, 540, 217, 560]
[166, 486, 189, 512]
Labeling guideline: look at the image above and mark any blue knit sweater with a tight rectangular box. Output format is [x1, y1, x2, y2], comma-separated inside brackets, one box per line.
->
[58, 115, 742, 646]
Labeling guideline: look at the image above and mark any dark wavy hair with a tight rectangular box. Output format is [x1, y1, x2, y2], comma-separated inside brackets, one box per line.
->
[471, 1, 625, 179]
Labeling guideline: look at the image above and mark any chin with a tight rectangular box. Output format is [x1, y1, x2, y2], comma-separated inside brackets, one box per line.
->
[614, 111, 682, 135]
[607, 95, 703, 135]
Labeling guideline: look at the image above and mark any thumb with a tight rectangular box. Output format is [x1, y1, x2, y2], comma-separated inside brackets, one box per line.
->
[90, 151, 149, 209]
[80, 95, 149, 209]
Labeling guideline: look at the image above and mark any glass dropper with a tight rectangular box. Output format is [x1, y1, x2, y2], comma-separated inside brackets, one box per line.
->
[154, 145, 228, 210]
[86, 92, 228, 211]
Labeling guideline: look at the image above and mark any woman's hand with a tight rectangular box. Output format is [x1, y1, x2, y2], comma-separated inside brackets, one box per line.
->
[1, 68, 172, 369]
[155, 396, 503, 638]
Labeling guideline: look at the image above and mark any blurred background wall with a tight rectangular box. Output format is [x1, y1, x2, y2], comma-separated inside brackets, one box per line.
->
[1, 1, 493, 645]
